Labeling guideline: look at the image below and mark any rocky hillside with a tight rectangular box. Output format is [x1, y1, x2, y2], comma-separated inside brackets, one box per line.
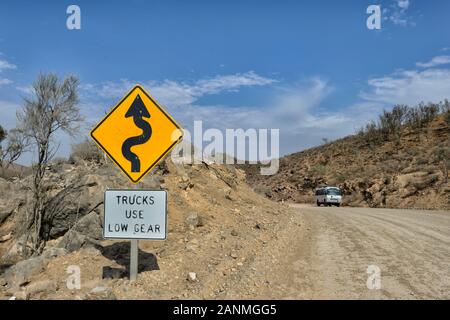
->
[0, 147, 294, 300]
[243, 109, 450, 210]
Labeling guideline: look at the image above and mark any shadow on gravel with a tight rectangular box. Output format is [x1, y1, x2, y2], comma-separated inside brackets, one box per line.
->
[100, 242, 159, 279]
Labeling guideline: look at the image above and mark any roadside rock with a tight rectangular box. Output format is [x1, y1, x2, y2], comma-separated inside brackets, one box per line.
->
[41, 186, 92, 238]
[0, 232, 12, 242]
[0, 198, 24, 224]
[72, 211, 103, 240]
[4, 256, 45, 288]
[58, 229, 101, 252]
[50, 211, 102, 253]
[42, 247, 67, 260]
[179, 181, 194, 190]
[25, 280, 58, 297]
[39, 173, 106, 239]
[0, 210, 13, 225]
[87, 286, 116, 300]
[1, 239, 24, 263]
[185, 213, 203, 230]
[0, 177, 10, 191]
[187, 272, 197, 282]
[140, 174, 164, 189]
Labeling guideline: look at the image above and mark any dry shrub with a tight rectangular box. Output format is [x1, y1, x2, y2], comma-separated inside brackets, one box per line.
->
[70, 139, 104, 164]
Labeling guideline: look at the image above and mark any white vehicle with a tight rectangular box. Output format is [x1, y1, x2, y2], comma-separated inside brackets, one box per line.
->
[315, 186, 342, 207]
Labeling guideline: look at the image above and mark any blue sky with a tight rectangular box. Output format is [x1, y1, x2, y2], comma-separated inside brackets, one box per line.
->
[1, 0, 450, 164]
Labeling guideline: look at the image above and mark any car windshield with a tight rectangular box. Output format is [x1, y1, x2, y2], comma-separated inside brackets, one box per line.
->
[327, 188, 341, 196]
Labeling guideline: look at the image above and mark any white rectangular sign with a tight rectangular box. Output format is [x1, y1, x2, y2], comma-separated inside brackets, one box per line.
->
[103, 189, 167, 240]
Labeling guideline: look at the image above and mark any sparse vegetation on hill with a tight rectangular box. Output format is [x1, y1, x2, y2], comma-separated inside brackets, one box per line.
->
[242, 101, 450, 210]
[357, 101, 448, 146]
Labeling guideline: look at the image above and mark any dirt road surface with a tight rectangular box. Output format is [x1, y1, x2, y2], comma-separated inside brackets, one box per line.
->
[225, 205, 450, 299]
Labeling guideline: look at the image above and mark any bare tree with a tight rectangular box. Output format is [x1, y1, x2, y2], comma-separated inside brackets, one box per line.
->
[0, 128, 28, 175]
[17, 73, 82, 256]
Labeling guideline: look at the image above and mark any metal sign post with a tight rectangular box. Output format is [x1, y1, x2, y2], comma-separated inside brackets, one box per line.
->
[130, 183, 139, 282]
[130, 239, 138, 281]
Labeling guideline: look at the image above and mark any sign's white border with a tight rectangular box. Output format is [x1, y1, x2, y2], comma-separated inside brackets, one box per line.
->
[103, 189, 168, 240]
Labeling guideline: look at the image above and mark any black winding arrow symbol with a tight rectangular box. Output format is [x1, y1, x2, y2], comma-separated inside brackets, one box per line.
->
[121, 94, 152, 172]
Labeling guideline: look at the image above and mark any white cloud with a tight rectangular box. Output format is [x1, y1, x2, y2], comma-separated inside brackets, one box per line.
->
[0, 78, 12, 86]
[194, 71, 275, 96]
[397, 0, 410, 10]
[416, 55, 450, 68]
[361, 66, 450, 106]
[80, 79, 134, 100]
[383, 0, 415, 27]
[178, 78, 334, 130]
[81, 71, 276, 108]
[0, 57, 16, 87]
[0, 59, 16, 72]
[15, 85, 33, 94]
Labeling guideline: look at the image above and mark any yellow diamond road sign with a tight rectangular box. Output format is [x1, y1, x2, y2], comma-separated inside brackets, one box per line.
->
[90, 85, 183, 183]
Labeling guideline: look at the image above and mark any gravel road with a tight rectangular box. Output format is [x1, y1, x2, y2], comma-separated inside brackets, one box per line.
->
[228, 205, 450, 299]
